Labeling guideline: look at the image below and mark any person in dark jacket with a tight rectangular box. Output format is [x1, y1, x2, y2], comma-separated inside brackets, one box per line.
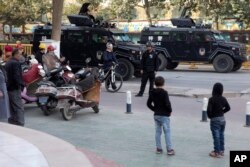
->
[35, 43, 46, 65]
[147, 76, 175, 155]
[207, 82, 230, 158]
[0, 53, 10, 122]
[102, 42, 118, 90]
[102, 42, 118, 71]
[135, 41, 159, 97]
[5, 48, 25, 126]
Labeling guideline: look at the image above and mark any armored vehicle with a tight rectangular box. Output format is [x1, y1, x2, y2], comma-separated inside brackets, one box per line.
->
[139, 6, 247, 72]
[32, 4, 143, 81]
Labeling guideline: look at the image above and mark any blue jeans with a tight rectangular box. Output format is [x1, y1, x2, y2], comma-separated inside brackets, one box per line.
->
[210, 120, 226, 153]
[154, 116, 172, 150]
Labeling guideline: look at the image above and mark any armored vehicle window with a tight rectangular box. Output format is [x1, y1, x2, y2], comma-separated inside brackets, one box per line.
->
[92, 33, 108, 44]
[172, 32, 187, 41]
[221, 33, 231, 42]
[33, 30, 51, 42]
[113, 33, 131, 42]
[194, 33, 213, 42]
[213, 33, 224, 41]
[67, 31, 84, 43]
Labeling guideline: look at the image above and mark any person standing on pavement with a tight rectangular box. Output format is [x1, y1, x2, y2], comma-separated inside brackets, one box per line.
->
[135, 41, 159, 97]
[207, 82, 230, 158]
[5, 48, 25, 126]
[0, 52, 10, 122]
[147, 76, 175, 155]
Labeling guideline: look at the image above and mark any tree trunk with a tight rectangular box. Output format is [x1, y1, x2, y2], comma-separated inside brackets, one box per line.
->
[51, 0, 64, 41]
[9, 24, 13, 41]
[144, 0, 152, 26]
[215, 15, 219, 30]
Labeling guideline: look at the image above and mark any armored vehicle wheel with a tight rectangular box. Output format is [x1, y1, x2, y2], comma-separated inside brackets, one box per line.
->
[213, 54, 234, 73]
[232, 62, 242, 71]
[92, 105, 99, 113]
[157, 53, 167, 71]
[166, 62, 179, 70]
[116, 58, 134, 81]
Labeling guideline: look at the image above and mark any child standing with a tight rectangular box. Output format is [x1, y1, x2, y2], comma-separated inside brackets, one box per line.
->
[147, 76, 175, 155]
[207, 82, 230, 158]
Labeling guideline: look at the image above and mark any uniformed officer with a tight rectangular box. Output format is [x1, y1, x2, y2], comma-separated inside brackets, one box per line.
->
[135, 41, 159, 97]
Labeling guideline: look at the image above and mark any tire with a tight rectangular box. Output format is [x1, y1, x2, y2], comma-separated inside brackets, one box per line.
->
[105, 73, 123, 93]
[41, 105, 51, 116]
[92, 105, 99, 113]
[166, 62, 179, 70]
[61, 104, 72, 121]
[232, 62, 242, 71]
[213, 54, 234, 73]
[157, 53, 167, 71]
[116, 58, 134, 81]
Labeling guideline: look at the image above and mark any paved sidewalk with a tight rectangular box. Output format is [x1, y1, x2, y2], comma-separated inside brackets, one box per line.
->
[23, 93, 250, 167]
[0, 123, 93, 167]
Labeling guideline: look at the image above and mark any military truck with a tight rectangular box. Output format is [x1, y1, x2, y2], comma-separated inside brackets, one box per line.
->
[32, 4, 143, 81]
[139, 5, 247, 72]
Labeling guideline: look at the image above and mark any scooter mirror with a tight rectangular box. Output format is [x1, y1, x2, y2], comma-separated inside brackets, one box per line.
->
[38, 65, 43, 69]
[85, 58, 91, 64]
[66, 65, 72, 71]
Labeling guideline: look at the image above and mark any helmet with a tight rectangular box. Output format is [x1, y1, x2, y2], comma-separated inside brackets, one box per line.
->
[4, 45, 13, 53]
[16, 44, 24, 49]
[39, 43, 46, 50]
[47, 45, 56, 52]
[146, 41, 153, 47]
[106, 42, 113, 49]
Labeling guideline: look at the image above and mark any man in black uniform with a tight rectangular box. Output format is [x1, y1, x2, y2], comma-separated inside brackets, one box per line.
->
[135, 41, 159, 97]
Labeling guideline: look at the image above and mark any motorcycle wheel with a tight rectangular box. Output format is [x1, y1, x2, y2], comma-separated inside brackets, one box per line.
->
[92, 105, 99, 113]
[41, 105, 51, 116]
[105, 73, 123, 93]
[61, 104, 73, 121]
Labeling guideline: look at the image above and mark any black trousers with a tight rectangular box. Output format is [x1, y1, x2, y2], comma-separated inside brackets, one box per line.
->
[138, 72, 155, 95]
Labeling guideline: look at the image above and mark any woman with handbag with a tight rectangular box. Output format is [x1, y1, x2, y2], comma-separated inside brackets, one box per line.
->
[0, 50, 10, 122]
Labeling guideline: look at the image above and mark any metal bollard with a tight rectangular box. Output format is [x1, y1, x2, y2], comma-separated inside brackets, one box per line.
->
[201, 97, 208, 122]
[245, 102, 250, 127]
[126, 91, 132, 114]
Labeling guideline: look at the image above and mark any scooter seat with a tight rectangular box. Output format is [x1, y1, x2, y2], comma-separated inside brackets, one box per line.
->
[63, 84, 83, 92]
[37, 81, 56, 87]
[75, 75, 95, 92]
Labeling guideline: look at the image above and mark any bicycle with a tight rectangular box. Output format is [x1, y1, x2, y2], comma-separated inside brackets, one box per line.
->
[98, 62, 123, 92]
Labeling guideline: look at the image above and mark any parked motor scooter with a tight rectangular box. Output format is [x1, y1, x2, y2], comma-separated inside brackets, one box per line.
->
[35, 63, 76, 116]
[21, 59, 45, 104]
[56, 66, 101, 120]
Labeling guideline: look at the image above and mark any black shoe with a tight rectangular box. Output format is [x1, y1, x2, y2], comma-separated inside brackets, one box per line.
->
[135, 93, 143, 97]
